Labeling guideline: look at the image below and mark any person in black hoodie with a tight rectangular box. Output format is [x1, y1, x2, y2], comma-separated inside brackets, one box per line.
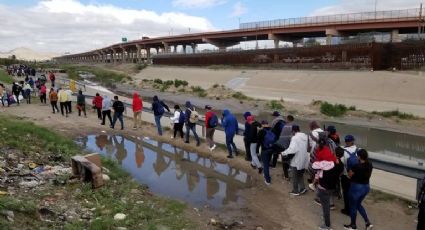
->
[243, 111, 252, 161]
[151, 95, 170, 136]
[184, 101, 200, 146]
[246, 115, 262, 173]
[76, 90, 86, 117]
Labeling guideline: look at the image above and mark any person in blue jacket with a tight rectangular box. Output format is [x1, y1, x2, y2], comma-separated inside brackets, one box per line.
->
[222, 109, 239, 158]
[151, 95, 170, 136]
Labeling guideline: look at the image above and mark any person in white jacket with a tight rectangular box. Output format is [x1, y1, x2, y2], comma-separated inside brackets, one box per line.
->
[170, 105, 184, 139]
[101, 95, 112, 126]
[282, 125, 310, 196]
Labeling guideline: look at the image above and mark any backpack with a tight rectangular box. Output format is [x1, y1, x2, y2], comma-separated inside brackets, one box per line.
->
[188, 108, 199, 123]
[345, 148, 360, 171]
[208, 114, 218, 128]
[263, 129, 276, 149]
[178, 110, 185, 123]
[307, 131, 326, 152]
[115, 101, 125, 113]
[157, 102, 165, 115]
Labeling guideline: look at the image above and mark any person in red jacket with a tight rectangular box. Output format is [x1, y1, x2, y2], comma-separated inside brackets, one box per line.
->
[48, 71, 56, 87]
[92, 93, 103, 120]
[132, 92, 143, 129]
[205, 105, 218, 151]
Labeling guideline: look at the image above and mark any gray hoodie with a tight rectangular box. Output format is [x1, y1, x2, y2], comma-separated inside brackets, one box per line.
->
[102, 95, 111, 111]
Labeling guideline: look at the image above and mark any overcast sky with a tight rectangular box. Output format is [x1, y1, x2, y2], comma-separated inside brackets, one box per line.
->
[0, 0, 423, 54]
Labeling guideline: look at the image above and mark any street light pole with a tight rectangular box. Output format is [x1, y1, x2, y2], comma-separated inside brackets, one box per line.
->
[374, 0, 378, 19]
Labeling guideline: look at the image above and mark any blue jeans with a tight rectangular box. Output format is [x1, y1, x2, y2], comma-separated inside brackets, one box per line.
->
[349, 183, 370, 226]
[112, 112, 124, 129]
[154, 115, 163, 135]
[185, 123, 200, 144]
[261, 148, 273, 183]
[225, 133, 237, 155]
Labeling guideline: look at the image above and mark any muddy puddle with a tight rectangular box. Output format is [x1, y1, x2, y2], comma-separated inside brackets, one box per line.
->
[76, 134, 252, 209]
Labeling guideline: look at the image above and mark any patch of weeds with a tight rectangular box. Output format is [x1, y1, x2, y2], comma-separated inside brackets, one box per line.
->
[267, 100, 284, 110]
[177, 88, 186, 93]
[174, 79, 188, 88]
[153, 79, 163, 84]
[190, 86, 207, 97]
[0, 196, 37, 215]
[320, 102, 348, 117]
[0, 115, 80, 159]
[212, 83, 219, 88]
[232, 92, 250, 100]
[348, 106, 356, 111]
[137, 64, 147, 71]
[371, 110, 417, 120]
[0, 68, 13, 84]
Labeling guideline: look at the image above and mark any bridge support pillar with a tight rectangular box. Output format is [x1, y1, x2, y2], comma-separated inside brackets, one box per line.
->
[111, 49, 117, 63]
[146, 48, 151, 62]
[191, 44, 197, 53]
[182, 45, 187, 53]
[136, 45, 142, 63]
[325, 28, 340, 45]
[173, 45, 178, 53]
[391, 29, 401, 43]
[162, 42, 170, 53]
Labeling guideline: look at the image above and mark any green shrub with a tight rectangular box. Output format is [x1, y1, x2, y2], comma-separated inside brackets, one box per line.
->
[348, 106, 357, 111]
[164, 80, 174, 86]
[320, 102, 348, 117]
[190, 86, 207, 97]
[136, 63, 147, 71]
[372, 110, 417, 120]
[267, 100, 284, 110]
[174, 79, 188, 88]
[232, 92, 249, 100]
[154, 78, 163, 84]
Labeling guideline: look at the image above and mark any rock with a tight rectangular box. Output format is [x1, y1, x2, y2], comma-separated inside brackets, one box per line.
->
[1, 210, 15, 220]
[102, 174, 110, 181]
[19, 180, 40, 188]
[114, 213, 126, 221]
[210, 218, 217, 226]
[116, 227, 127, 230]
[256, 227, 264, 230]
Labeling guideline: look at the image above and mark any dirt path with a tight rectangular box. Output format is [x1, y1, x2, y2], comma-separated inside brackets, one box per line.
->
[0, 103, 417, 229]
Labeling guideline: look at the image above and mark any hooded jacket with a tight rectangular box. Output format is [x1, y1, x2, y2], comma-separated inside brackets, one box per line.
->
[132, 92, 143, 112]
[185, 101, 195, 125]
[102, 95, 111, 111]
[221, 109, 238, 136]
[92, 95, 103, 109]
[243, 111, 252, 138]
[152, 95, 170, 116]
[77, 91, 85, 105]
[282, 132, 310, 170]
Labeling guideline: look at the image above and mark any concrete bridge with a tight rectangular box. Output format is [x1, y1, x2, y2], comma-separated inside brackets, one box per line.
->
[54, 8, 424, 64]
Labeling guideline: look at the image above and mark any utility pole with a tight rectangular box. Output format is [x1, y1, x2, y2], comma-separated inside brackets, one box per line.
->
[419, 3, 423, 40]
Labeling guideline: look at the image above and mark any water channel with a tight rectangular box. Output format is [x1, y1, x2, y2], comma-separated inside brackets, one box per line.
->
[76, 134, 252, 209]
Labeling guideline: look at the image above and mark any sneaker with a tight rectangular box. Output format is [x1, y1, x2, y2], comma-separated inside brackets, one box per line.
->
[314, 198, 321, 206]
[309, 183, 316, 191]
[211, 144, 216, 151]
[366, 223, 373, 230]
[318, 225, 332, 230]
[171, 136, 174, 139]
[300, 188, 307, 195]
[330, 204, 336, 210]
[264, 180, 271, 186]
[227, 155, 233, 159]
[343, 224, 357, 230]
[289, 191, 300, 196]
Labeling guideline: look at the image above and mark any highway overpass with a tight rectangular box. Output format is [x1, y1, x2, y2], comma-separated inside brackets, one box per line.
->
[54, 8, 424, 64]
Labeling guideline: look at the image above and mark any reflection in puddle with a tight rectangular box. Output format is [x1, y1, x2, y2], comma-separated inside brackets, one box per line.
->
[76, 135, 252, 209]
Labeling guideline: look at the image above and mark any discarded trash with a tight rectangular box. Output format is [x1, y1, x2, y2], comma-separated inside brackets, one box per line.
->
[28, 162, 37, 170]
[210, 218, 217, 226]
[113, 213, 126, 221]
[71, 155, 104, 188]
[0, 191, 8, 196]
[101, 130, 106, 133]
[19, 180, 40, 188]
[0, 210, 14, 222]
[102, 174, 110, 181]
[32, 166, 45, 174]
[143, 136, 150, 140]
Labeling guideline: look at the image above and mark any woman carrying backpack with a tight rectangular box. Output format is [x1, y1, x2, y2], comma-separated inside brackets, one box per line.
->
[170, 105, 184, 139]
[204, 105, 217, 151]
[344, 149, 373, 230]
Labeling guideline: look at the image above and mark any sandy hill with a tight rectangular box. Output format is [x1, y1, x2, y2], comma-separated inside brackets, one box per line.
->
[0, 47, 58, 61]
